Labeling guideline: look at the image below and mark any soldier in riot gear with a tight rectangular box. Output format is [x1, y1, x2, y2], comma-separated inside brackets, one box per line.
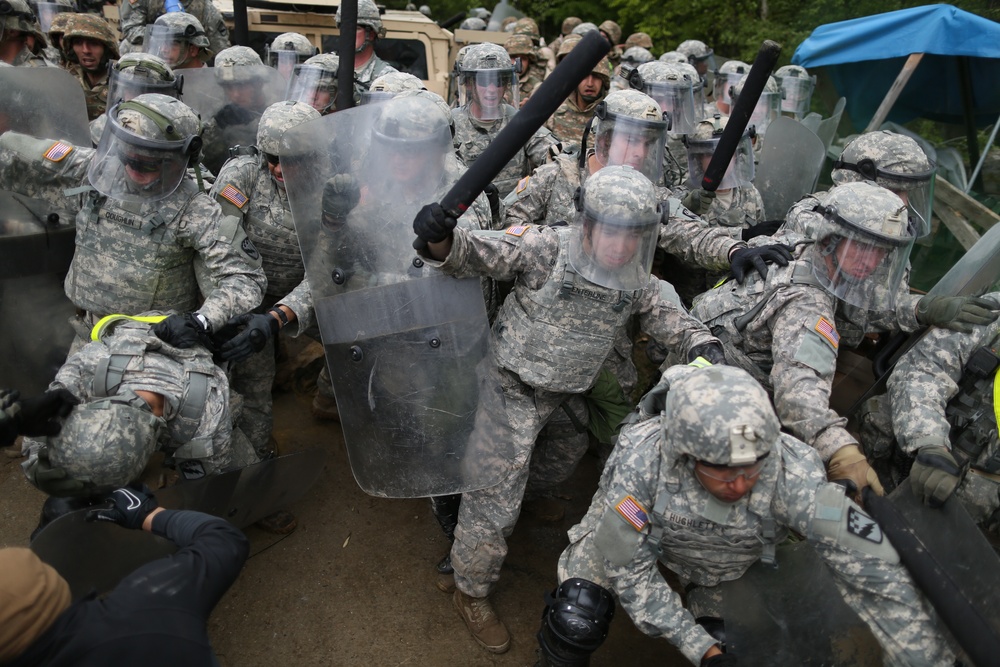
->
[452, 42, 558, 198]
[712, 59, 748, 115]
[729, 74, 782, 145]
[360, 70, 423, 104]
[0, 0, 51, 66]
[0, 93, 265, 350]
[265, 31, 316, 81]
[539, 362, 954, 666]
[286, 52, 341, 115]
[91, 52, 181, 145]
[144, 12, 213, 70]
[414, 165, 725, 654]
[120, 0, 229, 57]
[60, 13, 118, 120]
[676, 39, 714, 76]
[775, 64, 815, 119]
[336, 0, 397, 104]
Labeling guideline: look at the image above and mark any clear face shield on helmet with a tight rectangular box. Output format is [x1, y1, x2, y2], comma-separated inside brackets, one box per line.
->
[642, 80, 697, 135]
[107, 62, 181, 105]
[591, 108, 668, 183]
[811, 203, 916, 311]
[778, 75, 814, 118]
[87, 101, 200, 203]
[831, 158, 937, 238]
[267, 46, 303, 81]
[685, 129, 755, 191]
[747, 91, 781, 139]
[714, 71, 743, 110]
[143, 24, 194, 67]
[458, 68, 518, 121]
[364, 104, 455, 201]
[32, 1, 70, 33]
[286, 64, 336, 114]
[568, 200, 660, 291]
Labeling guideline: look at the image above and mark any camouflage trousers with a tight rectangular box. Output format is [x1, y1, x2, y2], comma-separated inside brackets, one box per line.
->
[451, 369, 575, 598]
[229, 334, 277, 458]
[525, 394, 590, 499]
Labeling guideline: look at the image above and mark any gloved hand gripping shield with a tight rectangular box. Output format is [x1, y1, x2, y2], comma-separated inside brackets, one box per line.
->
[685, 115, 755, 191]
[281, 97, 512, 498]
[586, 90, 668, 183]
[106, 54, 182, 106]
[87, 97, 202, 204]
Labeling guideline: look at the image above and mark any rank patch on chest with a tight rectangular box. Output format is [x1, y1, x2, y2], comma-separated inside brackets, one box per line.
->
[615, 495, 649, 532]
[505, 224, 530, 237]
[219, 184, 249, 209]
[846, 506, 882, 543]
[814, 316, 840, 349]
[515, 176, 530, 194]
[43, 142, 73, 162]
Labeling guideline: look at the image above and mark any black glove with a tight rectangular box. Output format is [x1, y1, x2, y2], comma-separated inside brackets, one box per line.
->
[24, 447, 91, 497]
[153, 313, 214, 350]
[321, 174, 361, 228]
[86, 483, 159, 530]
[215, 312, 280, 363]
[729, 244, 794, 284]
[910, 445, 963, 508]
[681, 189, 716, 216]
[215, 103, 258, 129]
[915, 295, 999, 333]
[16, 388, 79, 437]
[412, 202, 457, 250]
[687, 342, 726, 366]
[741, 219, 783, 242]
[704, 654, 739, 666]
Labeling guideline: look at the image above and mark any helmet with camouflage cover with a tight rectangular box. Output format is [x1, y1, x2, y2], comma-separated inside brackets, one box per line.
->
[832, 130, 936, 234]
[61, 13, 117, 68]
[336, 0, 385, 40]
[569, 165, 662, 290]
[809, 181, 916, 310]
[663, 364, 778, 467]
[571, 21, 598, 36]
[147, 12, 212, 67]
[266, 31, 316, 78]
[713, 59, 748, 110]
[659, 50, 687, 64]
[459, 17, 485, 30]
[626, 61, 697, 134]
[684, 114, 755, 190]
[32, 0, 74, 34]
[774, 64, 815, 118]
[214, 45, 267, 84]
[287, 52, 340, 114]
[621, 46, 653, 67]
[730, 74, 781, 138]
[44, 390, 164, 492]
[513, 16, 540, 44]
[107, 53, 181, 105]
[458, 41, 517, 119]
[361, 70, 424, 104]
[367, 91, 455, 192]
[256, 99, 320, 158]
[504, 33, 535, 62]
[598, 20, 621, 45]
[470, 6, 490, 21]
[561, 16, 582, 36]
[677, 39, 713, 63]
[555, 33, 581, 63]
[1, 0, 46, 49]
[589, 89, 668, 181]
[45, 9, 71, 48]
[501, 16, 517, 31]
[624, 32, 653, 50]
[89, 93, 204, 202]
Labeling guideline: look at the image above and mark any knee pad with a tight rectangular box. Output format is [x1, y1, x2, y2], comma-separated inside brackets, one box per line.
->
[537, 578, 615, 665]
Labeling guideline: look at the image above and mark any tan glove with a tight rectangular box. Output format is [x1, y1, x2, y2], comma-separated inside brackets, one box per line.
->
[826, 444, 885, 503]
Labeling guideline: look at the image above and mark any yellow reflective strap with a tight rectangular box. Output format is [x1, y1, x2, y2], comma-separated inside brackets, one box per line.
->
[712, 275, 730, 289]
[90, 314, 168, 341]
[688, 356, 713, 369]
[993, 366, 1000, 429]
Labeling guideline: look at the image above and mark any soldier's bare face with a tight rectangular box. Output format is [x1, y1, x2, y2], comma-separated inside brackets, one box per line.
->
[474, 80, 500, 112]
[224, 82, 258, 108]
[694, 462, 761, 503]
[604, 133, 649, 171]
[305, 89, 332, 113]
[71, 37, 104, 70]
[577, 74, 602, 102]
[586, 223, 641, 269]
[834, 240, 887, 280]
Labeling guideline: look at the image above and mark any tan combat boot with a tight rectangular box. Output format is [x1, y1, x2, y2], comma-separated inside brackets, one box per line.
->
[453, 589, 511, 653]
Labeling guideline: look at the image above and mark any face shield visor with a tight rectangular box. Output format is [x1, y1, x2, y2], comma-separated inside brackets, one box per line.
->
[569, 205, 660, 291]
[831, 159, 937, 238]
[458, 68, 518, 121]
[366, 116, 455, 201]
[32, 1, 70, 33]
[360, 89, 396, 105]
[778, 75, 814, 118]
[267, 46, 304, 81]
[591, 109, 668, 183]
[747, 91, 781, 139]
[286, 64, 337, 114]
[642, 80, 696, 135]
[811, 205, 916, 311]
[713, 71, 743, 111]
[689, 53, 716, 76]
[107, 63, 181, 106]
[685, 131, 755, 191]
[87, 103, 199, 203]
[143, 24, 193, 67]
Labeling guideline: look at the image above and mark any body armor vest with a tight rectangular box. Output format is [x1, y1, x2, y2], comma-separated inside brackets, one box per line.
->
[242, 167, 304, 299]
[947, 332, 1000, 473]
[453, 106, 528, 197]
[492, 230, 639, 393]
[66, 182, 202, 317]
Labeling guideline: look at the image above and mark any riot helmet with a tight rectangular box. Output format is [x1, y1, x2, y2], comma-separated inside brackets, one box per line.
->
[45, 390, 164, 492]
[145, 12, 211, 68]
[337, 0, 385, 53]
[286, 52, 340, 114]
[674, 61, 706, 114]
[774, 64, 814, 119]
[88, 93, 203, 202]
[810, 181, 916, 311]
[713, 59, 747, 113]
[620, 46, 653, 67]
[571, 21, 598, 36]
[832, 131, 936, 236]
[0, 0, 46, 50]
[360, 70, 424, 104]
[31, 0, 73, 34]
[626, 61, 697, 135]
[598, 20, 621, 46]
[561, 16, 581, 36]
[256, 100, 320, 189]
[266, 32, 316, 80]
[586, 89, 668, 182]
[459, 17, 485, 30]
[659, 51, 687, 65]
[570, 165, 661, 290]
[730, 74, 781, 140]
[684, 114, 754, 191]
[458, 42, 517, 121]
[107, 53, 182, 106]
[61, 13, 117, 72]
[676, 39, 714, 75]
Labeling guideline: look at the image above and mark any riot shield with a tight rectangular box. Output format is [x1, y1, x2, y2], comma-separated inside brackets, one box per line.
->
[814, 97, 846, 153]
[720, 542, 882, 666]
[755, 116, 826, 220]
[30, 448, 327, 598]
[282, 102, 512, 498]
[179, 67, 287, 174]
[0, 68, 89, 393]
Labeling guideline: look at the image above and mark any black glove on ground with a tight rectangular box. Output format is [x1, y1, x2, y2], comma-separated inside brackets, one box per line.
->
[730, 244, 794, 284]
[86, 483, 159, 530]
[216, 312, 280, 363]
[413, 202, 457, 250]
[153, 313, 213, 350]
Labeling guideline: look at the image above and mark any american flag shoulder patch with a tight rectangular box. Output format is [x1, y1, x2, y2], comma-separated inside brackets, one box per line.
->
[219, 184, 249, 209]
[43, 142, 73, 162]
[515, 176, 530, 194]
[505, 224, 530, 237]
[615, 494, 649, 532]
[815, 316, 840, 349]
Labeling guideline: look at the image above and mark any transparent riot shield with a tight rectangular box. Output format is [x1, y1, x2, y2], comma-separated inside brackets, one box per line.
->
[814, 97, 846, 153]
[0, 68, 89, 393]
[179, 67, 287, 174]
[720, 542, 882, 666]
[282, 103, 512, 498]
[755, 116, 826, 220]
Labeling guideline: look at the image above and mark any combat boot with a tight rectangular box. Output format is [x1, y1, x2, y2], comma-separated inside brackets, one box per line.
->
[453, 589, 510, 653]
[435, 553, 455, 593]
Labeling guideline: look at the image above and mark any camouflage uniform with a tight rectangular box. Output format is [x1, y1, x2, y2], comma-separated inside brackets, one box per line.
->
[0, 94, 265, 344]
[3, 0, 53, 67]
[552, 364, 953, 666]
[61, 14, 120, 121]
[210, 100, 319, 455]
[427, 168, 720, 600]
[336, 0, 398, 104]
[119, 0, 230, 56]
[503, 33, 544, 102]
[90, 52, 182, 146]
[544, 41, 611, 153]
[142, 12, 214, 69]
